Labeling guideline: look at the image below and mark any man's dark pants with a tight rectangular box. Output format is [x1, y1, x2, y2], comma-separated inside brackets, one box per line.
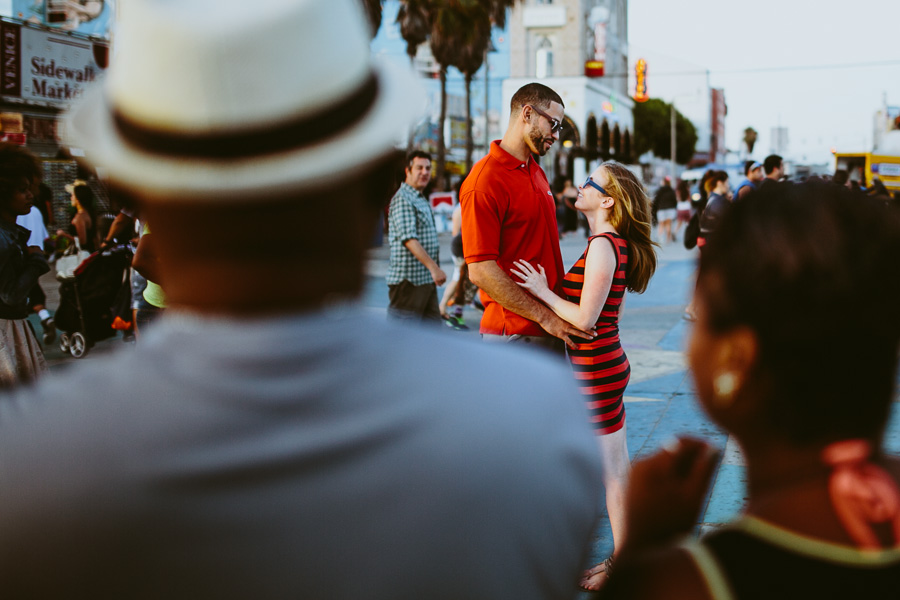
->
[388, 281, 441, 322]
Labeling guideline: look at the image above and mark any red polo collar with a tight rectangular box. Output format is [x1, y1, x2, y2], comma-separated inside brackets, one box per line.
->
[489, 140, 533, 171]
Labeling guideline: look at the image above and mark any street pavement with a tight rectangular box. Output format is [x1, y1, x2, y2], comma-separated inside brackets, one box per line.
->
[37, 225, 900, 568]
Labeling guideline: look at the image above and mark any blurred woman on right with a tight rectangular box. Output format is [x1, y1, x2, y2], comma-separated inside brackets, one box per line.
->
[600, 182, 900, 599]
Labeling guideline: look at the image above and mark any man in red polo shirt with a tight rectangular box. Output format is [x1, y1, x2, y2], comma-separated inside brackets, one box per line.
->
[461, 83, 593, 353]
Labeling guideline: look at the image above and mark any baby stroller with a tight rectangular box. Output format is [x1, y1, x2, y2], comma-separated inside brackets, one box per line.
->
[54, 243, 133, 358]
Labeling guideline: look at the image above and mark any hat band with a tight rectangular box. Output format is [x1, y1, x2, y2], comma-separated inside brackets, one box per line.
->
[112, 74, 379, 159]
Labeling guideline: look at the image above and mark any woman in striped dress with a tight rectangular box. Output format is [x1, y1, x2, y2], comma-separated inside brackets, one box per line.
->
[512, 161, 657, 590]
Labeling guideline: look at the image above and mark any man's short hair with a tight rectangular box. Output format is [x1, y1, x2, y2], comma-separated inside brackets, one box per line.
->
[764, 154, 783, 175]
[405, 150, 432, 170]
[510, 83, 564, 114]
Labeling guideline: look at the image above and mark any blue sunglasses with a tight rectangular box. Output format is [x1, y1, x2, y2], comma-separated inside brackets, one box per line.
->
[582, 177, 609, 196]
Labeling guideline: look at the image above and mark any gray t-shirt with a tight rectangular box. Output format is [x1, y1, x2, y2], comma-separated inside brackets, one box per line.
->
[0, 305, 602, 599]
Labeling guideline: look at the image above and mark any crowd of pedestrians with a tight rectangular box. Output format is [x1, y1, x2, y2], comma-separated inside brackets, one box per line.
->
[1, 0, 899, 597]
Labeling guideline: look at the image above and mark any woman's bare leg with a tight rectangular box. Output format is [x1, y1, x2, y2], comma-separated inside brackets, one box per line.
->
[580, 424, 631, 590]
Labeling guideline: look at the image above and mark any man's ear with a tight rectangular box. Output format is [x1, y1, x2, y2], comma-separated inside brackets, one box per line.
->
[519, 105, 533, 124]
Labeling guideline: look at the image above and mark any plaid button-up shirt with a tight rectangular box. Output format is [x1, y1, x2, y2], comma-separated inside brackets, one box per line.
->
[386, 182, 440, 286]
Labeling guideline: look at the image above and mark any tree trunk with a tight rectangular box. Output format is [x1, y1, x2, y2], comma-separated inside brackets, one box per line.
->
[436, 67, 447, 190]
[465, 73, 473, 173]
[407, 56, 416, 151]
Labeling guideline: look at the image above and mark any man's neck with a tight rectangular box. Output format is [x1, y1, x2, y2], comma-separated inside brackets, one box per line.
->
[499, 130, 532, 163]
[405, 181, 425, 194]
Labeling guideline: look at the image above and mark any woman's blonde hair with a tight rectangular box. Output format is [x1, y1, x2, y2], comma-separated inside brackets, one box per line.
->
[598, 161, 658, 293]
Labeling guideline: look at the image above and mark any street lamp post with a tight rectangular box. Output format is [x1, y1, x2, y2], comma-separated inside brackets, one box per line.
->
[670, 101, 676, 181]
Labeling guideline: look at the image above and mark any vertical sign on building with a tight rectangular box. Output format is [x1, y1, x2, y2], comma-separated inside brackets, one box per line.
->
[1, 21, 20, 97]
[634, 58, 648, 102]
[585, 22, 606, 77]
[585, 7, 608, 78]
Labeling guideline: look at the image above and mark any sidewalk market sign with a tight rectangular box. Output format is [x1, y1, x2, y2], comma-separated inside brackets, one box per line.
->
[1, 20, 108, 106]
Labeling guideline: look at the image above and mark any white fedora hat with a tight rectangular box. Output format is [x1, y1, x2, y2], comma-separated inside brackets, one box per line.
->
[63, 0, 424, 202]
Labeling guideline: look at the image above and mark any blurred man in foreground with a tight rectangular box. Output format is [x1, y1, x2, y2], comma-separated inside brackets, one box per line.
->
[0, 1, 602, 597]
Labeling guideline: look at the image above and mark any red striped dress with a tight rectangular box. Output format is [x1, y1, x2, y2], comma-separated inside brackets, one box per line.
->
[561, 232, 629, 435]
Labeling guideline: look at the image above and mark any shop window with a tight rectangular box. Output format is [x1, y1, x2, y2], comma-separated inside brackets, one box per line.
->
[535, 37, 554, 78]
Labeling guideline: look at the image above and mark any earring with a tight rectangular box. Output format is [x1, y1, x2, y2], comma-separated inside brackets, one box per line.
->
[713, 372, 739, 405]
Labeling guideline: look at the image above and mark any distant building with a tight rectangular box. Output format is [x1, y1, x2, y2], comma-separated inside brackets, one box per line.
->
[771, 126, 789, 156]
[873, 99, 899, 153]
[0, 3, 114, 221]
[709, 88, 727, 164]
[370, 0, 512, 183]
[504, 0, 634, 185]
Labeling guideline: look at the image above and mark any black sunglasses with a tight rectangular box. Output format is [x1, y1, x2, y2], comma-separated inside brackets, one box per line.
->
[527, 104, 564, 134]
[582, 177, 609, 196]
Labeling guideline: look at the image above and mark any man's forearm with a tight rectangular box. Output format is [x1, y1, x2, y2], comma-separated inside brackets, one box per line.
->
[403, 238, 439, 271]
[468, 260, 553, 324]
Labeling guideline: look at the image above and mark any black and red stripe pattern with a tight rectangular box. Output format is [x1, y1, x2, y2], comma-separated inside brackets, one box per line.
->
[563, 232, 630, 435]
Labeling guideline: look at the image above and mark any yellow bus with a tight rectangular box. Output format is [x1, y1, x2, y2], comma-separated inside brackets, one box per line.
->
[833, 152, 900, 192]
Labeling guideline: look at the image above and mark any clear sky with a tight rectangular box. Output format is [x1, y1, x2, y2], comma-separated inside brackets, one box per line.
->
[628, 0, 900, 165]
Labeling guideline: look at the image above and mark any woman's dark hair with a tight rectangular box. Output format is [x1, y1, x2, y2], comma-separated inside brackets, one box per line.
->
[0, 143, 40, 204]
[676, 179, 690, 202]
[73, 184, 97, 219]
[703, 170, 728, 194]
[696, 169, 714, 209]
[698, 181, 900, 444]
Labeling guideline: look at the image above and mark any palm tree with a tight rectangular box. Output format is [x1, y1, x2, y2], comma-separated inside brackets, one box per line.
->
[360, 0, 384, 38]
[743, 127, 758, 156]
[396, 1, 433, 150]
[431, 1, 492, 174]
[396, 1, 520, 183]
[396, 0, 431, 64]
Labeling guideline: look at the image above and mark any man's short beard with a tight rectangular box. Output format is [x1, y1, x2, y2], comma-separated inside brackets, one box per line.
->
[528, 127, 549, 157]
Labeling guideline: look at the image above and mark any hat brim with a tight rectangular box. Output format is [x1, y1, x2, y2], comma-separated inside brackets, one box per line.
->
[63, 60, 424, 202]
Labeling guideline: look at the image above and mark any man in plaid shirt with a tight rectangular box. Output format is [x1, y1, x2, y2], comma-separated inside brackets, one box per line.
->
[386, 150, 446, 320]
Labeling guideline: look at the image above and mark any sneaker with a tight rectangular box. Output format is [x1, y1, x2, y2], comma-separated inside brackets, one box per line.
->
[442, 315, 469, 331]
[41, 317, 56, 344]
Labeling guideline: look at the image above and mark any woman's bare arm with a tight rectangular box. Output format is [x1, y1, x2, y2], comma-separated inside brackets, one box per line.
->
[512, 236, 616, 331]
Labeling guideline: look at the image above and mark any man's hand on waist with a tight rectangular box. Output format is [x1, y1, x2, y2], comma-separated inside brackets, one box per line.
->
[535, 307, 596, 350]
